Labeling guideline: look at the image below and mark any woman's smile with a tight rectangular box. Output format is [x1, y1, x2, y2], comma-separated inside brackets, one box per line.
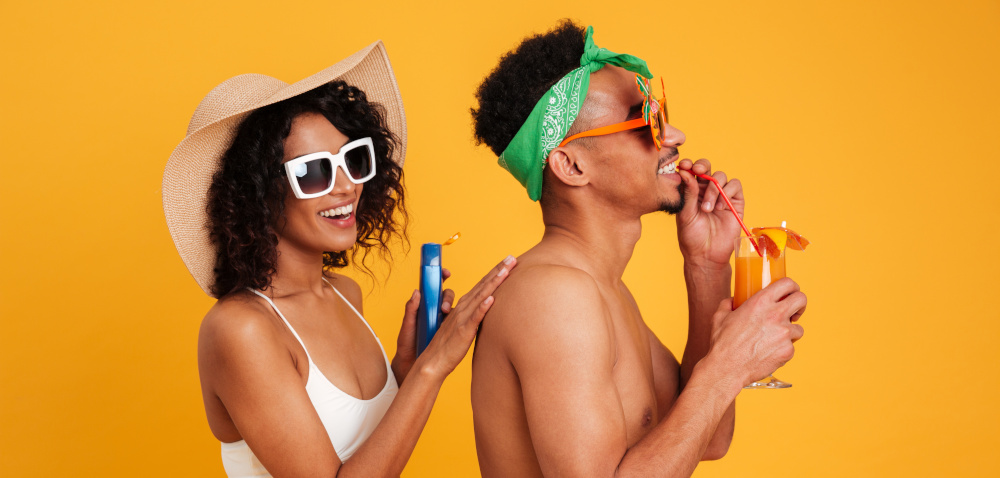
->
[318, 202, 357, 228]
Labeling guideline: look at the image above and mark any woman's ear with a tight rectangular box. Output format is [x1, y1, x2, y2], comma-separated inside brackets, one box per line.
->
[546, 147, 589, 188]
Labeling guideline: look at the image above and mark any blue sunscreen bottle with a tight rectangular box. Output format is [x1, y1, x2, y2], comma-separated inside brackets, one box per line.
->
[416, 243, 443, 356]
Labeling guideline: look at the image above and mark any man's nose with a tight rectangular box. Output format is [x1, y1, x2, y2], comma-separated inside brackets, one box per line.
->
[660, 123, 686, 149]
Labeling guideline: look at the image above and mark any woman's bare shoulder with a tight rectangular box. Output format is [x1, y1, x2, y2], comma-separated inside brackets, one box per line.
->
[197, 291, 304, 422]
[200, 290, 282, 352]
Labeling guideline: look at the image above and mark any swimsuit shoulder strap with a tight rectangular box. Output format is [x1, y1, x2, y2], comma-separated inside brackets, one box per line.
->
[246, 288, 314, 362]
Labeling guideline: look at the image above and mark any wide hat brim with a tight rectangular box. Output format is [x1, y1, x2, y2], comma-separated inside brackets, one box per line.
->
[162, 40, 406, 298]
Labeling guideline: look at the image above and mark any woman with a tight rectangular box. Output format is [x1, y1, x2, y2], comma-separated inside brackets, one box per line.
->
[162, 41, 514, 477]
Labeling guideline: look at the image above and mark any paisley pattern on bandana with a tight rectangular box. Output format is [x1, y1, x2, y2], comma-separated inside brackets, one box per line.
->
[539, 67, 587, 167]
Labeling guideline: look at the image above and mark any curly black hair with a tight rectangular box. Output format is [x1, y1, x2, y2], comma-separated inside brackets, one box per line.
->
[207, 81, 407, 298]
[471, 19, 587, 156]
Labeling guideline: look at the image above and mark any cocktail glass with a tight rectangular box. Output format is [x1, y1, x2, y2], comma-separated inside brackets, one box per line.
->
[734, 235, 791, 389]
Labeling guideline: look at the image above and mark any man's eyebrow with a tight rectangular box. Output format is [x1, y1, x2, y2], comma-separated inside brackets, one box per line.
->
[625, 102, 644, 121]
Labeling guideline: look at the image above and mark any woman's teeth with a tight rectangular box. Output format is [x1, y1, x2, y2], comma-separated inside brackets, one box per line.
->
[320, 204, 353, 218]
[658, 162, 677, 175]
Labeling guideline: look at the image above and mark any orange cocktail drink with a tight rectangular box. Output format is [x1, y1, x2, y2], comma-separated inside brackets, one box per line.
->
[733, 238, 785, 308]
[732, 225, 808, 389]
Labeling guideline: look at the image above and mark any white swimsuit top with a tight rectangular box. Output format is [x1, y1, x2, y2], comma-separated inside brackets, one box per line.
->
[220, 279, 398, 477]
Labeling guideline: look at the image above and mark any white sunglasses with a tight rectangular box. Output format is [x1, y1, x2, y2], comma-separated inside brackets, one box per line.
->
[283, 137, 377, 199]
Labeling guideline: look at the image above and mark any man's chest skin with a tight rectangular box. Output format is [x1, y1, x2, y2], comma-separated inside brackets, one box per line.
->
[603, 285, 675, 445]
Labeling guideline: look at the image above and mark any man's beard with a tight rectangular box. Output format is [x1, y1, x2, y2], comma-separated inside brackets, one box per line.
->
[658, 182, 686, 214]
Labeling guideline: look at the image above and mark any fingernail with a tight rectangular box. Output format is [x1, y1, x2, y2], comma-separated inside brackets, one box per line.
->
[498, 266, 509, 278]
[483, 296, 495, 306]
[411, 290, 419, 300]
[703, 201, 712, 211]
[503, 255, 515, 265]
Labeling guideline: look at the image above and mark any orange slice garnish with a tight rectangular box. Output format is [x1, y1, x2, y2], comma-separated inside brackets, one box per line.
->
[752, 226, 810, 252]
[755, 233, 783, 259]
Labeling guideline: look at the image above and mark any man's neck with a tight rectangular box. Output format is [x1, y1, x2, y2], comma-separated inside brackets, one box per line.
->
[539, 200, 642, 284]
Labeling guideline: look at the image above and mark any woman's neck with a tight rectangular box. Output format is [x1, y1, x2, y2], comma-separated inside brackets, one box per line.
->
[268, 239, 330, 298]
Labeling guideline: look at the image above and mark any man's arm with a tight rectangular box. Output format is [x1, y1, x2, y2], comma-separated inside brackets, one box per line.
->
[679, 261, 735, 459]
[502, 266, 742, 477]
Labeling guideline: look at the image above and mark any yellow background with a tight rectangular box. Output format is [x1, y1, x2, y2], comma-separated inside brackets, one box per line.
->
[2, 0, 998, 476]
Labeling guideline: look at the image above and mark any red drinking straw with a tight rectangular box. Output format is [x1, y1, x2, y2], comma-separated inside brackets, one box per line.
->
[689, 170, 763, 257]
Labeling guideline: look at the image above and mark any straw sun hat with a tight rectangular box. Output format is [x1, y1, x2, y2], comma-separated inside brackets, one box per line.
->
[162, 40, 406, 297]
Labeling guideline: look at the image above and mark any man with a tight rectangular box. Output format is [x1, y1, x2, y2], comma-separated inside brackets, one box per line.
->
[469, 21, 808, 477]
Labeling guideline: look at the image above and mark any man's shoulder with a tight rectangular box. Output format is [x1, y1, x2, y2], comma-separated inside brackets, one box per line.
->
[508, 261, 599, 289]
[500, 262, 602, 309]
[489, 262, 610, 338]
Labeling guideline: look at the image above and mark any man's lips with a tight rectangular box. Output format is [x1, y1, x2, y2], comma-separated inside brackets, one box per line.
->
[658, 152, 680, 175]
[657, 161, 678, 175]
[658, 148, 680, 167]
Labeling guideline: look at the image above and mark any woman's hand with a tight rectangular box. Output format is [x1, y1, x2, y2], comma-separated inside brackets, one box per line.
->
[391, 289, 419, 385]
[392, 268, 455, 384]
[395, 255, 516, 383]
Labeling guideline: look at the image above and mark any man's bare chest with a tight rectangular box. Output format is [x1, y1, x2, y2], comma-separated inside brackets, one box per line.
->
[606, 299, 660, 445]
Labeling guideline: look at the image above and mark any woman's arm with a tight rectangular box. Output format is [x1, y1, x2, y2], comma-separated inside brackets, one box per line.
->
[199, 303, 346, 477]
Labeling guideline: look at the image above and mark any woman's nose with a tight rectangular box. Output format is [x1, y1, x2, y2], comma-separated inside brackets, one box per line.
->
[330, 167, 355, 194]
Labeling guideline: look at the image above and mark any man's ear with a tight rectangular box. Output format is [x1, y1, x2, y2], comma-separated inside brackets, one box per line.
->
[546, 147, 590, 188]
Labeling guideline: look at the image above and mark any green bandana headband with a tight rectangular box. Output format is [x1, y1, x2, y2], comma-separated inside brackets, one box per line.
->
[498, 26, 653, 201]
